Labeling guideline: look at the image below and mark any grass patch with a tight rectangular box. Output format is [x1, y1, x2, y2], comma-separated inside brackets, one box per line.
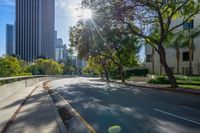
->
[177, 80, 200, 86]
[148, 76, 200, 90]
[179, 85, 200, 90]
[176, 76, 200, 82]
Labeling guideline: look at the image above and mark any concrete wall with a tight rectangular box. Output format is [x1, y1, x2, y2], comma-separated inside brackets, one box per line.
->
[0, 77, 51, 101]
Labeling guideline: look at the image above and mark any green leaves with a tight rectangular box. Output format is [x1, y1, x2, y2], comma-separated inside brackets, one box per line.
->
[28, 59, 63, 75]
[0, 56, 22, 77]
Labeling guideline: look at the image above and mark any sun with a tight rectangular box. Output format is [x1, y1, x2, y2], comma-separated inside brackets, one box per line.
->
[73, 8, 92, 21]
[82, 9, 92, 19]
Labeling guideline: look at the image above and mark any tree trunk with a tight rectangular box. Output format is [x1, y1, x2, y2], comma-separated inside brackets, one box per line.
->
[189, 38, 193, 75]
[176, 48, 180, 74]
[101, 73, 104, 79]
[152, 48, 155, 74]
[158, 45, 178, 89]
[121, 71, 125, 83]
[119, 65, 125, 83]
[105, 71, 109, 81]
[160, 63, 162, 75]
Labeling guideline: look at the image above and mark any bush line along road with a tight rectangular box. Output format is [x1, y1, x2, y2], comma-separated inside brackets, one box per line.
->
[47, 77, 200, 133]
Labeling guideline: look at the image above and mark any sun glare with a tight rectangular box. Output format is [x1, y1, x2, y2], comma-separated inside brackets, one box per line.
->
[82, 9, 92, 19]
[73, 8, 92, 21]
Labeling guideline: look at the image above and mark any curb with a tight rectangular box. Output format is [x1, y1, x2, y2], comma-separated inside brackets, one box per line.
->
[126, 83, 200, 95]
[43, 81, 96, 133]
[106, 80, 200, 95]
[45, 90, 68, 133]
[53, 92, 96, 133]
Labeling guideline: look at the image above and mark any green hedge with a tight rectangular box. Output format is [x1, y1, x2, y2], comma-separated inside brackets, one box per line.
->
[148, 76, 170, 84]
[125, 68, 148, 77]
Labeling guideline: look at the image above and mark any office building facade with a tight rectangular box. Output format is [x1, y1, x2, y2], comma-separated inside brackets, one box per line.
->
[55, 38, 68, 61]
[145, 15, 200, 75]
[15, 0, 55, 62]
[6, 24, 15, 56]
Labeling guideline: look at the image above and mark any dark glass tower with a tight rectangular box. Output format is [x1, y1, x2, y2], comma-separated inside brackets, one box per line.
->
[16, 0, 55, 62]
[6, 24, 15, 56]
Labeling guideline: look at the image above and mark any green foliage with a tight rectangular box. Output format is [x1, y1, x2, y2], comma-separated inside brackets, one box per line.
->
[69, 7, 141, 81]
[149, 76, 170, 84]
[0, 56, 25, 77]
[177, 80, 200, 86]
[126, 68, 148, 78]
[176, 76, 200, 82]
[82, 56, 105, 76]
[63, 58, 75, 75]
[28, 59, 63, 75]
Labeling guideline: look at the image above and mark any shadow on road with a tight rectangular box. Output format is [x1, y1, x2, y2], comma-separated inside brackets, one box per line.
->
[51, 78, 200, 133]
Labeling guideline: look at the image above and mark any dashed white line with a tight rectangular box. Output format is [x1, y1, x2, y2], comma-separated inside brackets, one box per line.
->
[154, 108, 200, 125]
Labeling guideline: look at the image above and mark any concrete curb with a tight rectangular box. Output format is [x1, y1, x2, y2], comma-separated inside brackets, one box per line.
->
[45, 90, 68, 133]
[43, 81, 96, 133]
[110, 80, 200, 95]
[53, 92, 96, 133]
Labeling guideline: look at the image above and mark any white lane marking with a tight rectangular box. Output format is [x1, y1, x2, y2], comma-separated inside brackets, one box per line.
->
[154, 108, 200, 125]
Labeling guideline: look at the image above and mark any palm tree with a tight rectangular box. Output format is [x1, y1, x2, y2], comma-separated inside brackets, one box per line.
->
[182, 27, 200, 75]
[165, 31, 186, 74]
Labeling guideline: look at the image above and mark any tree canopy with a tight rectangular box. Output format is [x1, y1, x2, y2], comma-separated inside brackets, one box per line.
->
[71, 0, 200, 87]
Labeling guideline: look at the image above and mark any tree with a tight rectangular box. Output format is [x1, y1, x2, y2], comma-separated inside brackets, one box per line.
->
[63, 57, 75, 75]
[28, 59, 63, 75]
[165, 31, 186, 74]
[83, 56, 105, 77]
[81, 0, 200, 88]
[0, 56, 21, 77]
[182, 27, 200, 75]
[69, 6, 141, 82]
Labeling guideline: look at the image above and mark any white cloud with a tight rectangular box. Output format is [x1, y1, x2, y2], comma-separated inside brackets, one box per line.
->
[55, 0, 81, 24]
[55, 0, 81, 44]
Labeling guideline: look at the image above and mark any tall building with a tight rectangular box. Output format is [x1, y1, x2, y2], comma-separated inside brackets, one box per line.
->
[6, 24, 15, 56]
[55, 38, 66, 61]
[15, 0, 55, 62]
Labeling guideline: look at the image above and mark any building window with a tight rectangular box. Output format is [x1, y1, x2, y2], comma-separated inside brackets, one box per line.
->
[183, 20, 194, 30]
[146, 55, 152, 62]
[182, 52, 193, 61]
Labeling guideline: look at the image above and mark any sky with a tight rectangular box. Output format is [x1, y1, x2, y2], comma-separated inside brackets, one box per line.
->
[0, 0, 145, 61]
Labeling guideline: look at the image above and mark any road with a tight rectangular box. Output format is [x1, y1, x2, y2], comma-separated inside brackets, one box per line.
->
[48, 77, 200, 133]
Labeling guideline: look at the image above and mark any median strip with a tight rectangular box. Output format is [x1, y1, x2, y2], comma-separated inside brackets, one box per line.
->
[43, 82, 96, 133]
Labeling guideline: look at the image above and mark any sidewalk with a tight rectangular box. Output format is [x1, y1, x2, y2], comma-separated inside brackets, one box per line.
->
[0, 82, 66, 133]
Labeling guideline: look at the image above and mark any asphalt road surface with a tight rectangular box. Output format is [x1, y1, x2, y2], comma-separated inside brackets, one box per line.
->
[48, 77, 200, 133]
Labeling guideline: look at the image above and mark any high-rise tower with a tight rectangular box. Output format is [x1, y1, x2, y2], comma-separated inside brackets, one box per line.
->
[6, 24, 15, 56]
[15, 0, 55, 62]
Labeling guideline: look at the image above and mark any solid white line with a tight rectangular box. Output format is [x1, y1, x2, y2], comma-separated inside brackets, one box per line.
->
[154, 108, 200, 125]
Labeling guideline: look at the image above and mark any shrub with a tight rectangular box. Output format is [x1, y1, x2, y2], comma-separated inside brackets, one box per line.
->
[0, 56, 21, 77]
[125, 68, 148, 78]
[149, 76, 170, 84]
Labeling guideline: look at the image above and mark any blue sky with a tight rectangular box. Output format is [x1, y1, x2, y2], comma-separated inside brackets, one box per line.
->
[0, 0, 144, 61]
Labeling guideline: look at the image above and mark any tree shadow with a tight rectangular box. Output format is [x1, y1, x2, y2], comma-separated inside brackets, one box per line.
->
[2, 90, 61, 133]
[51, 80, 200, 133]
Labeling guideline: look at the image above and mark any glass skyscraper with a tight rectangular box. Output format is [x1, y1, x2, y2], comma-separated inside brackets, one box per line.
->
[6, 24, 15, 56]
[16, 0, 55, 62]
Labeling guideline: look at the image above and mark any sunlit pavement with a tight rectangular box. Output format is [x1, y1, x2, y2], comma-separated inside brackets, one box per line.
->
[48, 77, 200, 133]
